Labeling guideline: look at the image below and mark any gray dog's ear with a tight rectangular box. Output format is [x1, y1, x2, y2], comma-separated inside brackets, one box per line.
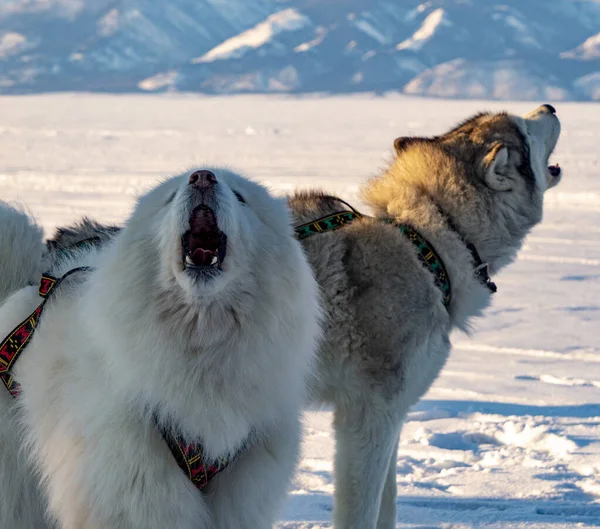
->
[393, 137, 417, 154]
[481, 142, 512, 191]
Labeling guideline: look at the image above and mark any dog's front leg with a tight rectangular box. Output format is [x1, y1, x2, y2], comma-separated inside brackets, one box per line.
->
[376, 435, 400, 529]
[0, 398, 51, 529]
[333, 404, 401, 529]
[23, 396, 213, 529]
[205, 415, 302, 529]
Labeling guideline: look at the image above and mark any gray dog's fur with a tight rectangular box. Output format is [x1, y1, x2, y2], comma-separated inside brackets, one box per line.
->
[29, 105, 561, 528]
[289, 105, 562, 528]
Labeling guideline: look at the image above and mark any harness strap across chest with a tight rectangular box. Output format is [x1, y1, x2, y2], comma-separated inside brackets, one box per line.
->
[161, 430, 237, 490]
[0, 263, 235, 492]
[295, 210, 453, 309]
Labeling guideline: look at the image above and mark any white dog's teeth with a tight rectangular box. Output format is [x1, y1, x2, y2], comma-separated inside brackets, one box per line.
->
[211, 256, 218, 265]
[185, 255, 194, 266]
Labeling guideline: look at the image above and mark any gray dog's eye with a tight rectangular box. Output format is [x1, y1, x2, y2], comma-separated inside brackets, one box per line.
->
[233, 191, 246, 204]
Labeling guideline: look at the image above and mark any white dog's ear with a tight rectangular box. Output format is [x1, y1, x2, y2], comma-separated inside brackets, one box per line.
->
[481, 142, 511, 191]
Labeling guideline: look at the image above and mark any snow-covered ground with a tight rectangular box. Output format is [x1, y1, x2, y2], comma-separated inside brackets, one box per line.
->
[0, 93, 598, 528]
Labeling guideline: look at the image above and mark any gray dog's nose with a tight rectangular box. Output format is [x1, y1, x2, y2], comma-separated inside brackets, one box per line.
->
[189, 170, 217, 189]
[540, 104, 557, 115]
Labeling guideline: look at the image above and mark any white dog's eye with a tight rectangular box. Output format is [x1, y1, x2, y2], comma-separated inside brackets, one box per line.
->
[233, 191, 246, 204]
[165, 191, 176, 205]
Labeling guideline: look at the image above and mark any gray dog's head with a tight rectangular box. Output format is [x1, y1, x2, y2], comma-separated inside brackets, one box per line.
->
[364, 104, 562, 274]
[429, 104, 562, 194]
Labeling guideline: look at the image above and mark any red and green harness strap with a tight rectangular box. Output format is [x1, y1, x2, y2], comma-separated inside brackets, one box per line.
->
[161, 430, 239, 490]
[0, 269, 88, 397]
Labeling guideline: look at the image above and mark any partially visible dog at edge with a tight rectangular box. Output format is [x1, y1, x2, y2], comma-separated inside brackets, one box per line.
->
[0, 168, 322, 528]
[5, 104, 562, 529]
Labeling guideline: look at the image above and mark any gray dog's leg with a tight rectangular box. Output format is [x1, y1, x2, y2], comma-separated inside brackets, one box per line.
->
[333, 405, 401, 529]
[376, 435, 400, 529]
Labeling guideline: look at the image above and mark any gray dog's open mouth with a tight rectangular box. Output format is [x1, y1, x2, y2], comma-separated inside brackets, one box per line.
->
[548, 163, 561, 178]
[181, 205, 227, 273]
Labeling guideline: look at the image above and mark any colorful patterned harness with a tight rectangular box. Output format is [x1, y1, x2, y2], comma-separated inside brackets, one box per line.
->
[295, 209, 453, 309]
[0, 252, 236, 491]
[0, 268, 90, 397]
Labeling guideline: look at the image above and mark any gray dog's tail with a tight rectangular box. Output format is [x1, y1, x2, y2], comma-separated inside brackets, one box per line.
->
[0, 201, 45, 306]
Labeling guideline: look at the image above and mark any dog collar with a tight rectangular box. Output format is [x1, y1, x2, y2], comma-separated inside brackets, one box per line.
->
[295, 211, 358, 240]
[436, 209, 497, 295]
[295, 197, 498, 299]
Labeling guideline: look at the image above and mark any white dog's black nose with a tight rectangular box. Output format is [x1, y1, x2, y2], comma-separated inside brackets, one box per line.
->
[189, 170, 217, 189]
[540, 104, 557, 115]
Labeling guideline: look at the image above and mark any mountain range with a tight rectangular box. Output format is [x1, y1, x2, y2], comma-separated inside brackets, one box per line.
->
[1, 0, 599, 100]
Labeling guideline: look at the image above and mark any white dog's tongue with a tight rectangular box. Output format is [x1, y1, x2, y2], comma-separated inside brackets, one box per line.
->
[187, 206, 220, 266]
[192, 248, 215, 266]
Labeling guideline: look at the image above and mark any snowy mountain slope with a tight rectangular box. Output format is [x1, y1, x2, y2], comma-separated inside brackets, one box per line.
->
[0, 0, 277, 90]
[404, 59, 571, 101]
[193, 9, 312, 64]
[0, 0, 599, 99]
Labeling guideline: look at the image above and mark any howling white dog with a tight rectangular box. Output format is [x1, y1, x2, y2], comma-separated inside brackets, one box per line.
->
[0, 168, 322, 529]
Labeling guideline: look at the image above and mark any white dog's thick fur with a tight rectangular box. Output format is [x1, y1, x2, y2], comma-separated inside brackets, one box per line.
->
[0, 168, 322, 529]
[0, 204, 49, 529]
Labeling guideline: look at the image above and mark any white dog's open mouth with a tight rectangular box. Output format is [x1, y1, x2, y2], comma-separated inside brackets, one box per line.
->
[181, 205, 227, 275]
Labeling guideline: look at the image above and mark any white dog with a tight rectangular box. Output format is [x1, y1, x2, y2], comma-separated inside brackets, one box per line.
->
[0, 168, 322, 529]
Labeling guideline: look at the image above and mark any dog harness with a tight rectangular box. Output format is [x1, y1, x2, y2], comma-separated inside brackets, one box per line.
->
[0, 269, 91, 397]
[295, 203, 496, 309]
[0, 258, 236, 491]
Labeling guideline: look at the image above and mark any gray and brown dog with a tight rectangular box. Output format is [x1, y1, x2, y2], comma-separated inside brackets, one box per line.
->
[45, 105, 561, 529]
[289, 104, 561, 529]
